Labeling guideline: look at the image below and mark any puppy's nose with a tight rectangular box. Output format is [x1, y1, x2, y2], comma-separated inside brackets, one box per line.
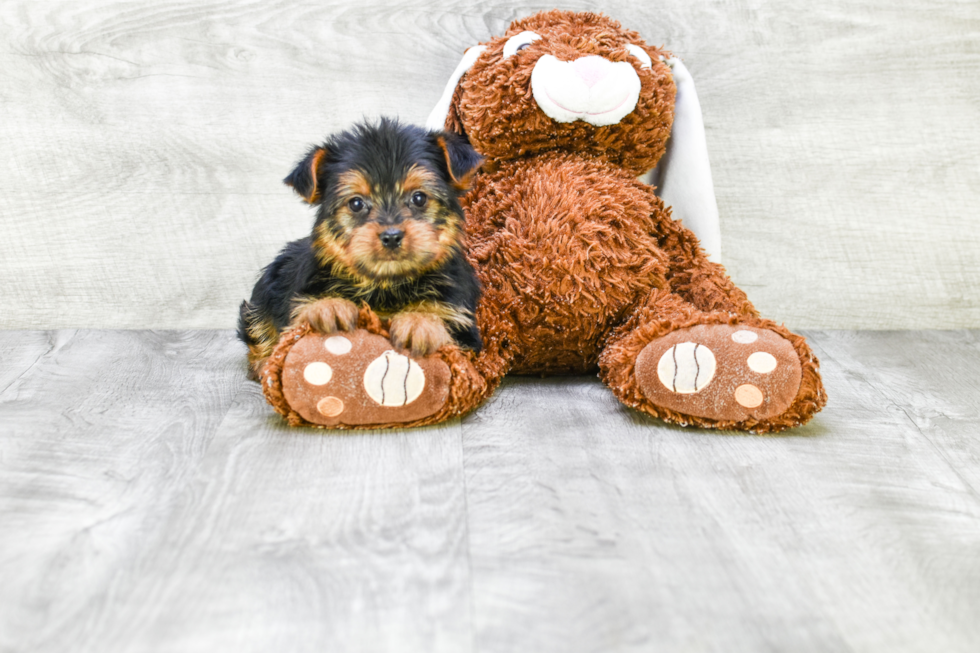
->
[379, 228, 404, 250]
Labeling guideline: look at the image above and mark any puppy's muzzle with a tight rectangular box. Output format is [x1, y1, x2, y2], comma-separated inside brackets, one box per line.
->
[379, 228, 405, 250]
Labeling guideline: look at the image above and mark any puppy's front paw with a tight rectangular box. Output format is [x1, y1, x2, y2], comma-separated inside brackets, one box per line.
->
[389, 312, 453, 357]
[293, 297, 359, 334]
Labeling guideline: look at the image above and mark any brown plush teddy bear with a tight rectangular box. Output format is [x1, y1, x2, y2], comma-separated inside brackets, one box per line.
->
[262, 10, 826, 432]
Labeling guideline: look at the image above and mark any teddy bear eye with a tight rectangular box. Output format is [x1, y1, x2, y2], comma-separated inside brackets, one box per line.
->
[625, 44, 652, 69]
[503, 31, 541, 58]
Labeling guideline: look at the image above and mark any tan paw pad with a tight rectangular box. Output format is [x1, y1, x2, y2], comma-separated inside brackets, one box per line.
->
[280, 330, 451, 427]
[316, 396, 345, 417]
[636, 324, 802, 422]
[734, 384, 764, 408]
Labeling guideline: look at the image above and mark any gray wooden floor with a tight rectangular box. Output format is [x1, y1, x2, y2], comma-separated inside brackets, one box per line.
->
[1, 330, 979, 652]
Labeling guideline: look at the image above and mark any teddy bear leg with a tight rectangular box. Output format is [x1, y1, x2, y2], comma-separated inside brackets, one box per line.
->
[657, 213, 760, 318]
[598, 289, 825, 432]
[261, 306, 507, 429]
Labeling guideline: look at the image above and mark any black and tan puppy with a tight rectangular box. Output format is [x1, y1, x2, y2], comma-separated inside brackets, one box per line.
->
[238, 118, 483, 379]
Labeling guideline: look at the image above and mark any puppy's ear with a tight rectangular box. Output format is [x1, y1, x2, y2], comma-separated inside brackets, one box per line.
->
[283, 146, 328, 204]
[432, 132, 483, 191]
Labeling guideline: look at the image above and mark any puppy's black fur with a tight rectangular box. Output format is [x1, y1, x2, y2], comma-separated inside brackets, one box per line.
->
[238, 118, 483, 377]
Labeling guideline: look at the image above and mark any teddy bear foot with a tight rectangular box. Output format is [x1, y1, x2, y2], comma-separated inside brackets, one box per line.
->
[635, 324, 803, 424]
[266, 328, 453, 428]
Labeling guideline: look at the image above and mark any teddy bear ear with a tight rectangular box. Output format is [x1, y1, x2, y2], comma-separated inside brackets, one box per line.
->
[425, 45, 487, 133]
[647, 57, 722, 263]
[283, 145, 328, 204]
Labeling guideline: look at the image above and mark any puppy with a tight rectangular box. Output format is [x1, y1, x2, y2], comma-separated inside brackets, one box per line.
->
[238, 118, 483, 379]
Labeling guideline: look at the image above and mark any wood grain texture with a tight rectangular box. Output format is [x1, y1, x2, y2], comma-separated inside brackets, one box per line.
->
[1, 329, 980, 651]
[0, 0, 977, 330]
[462, 329, 980, 653]
[0, 330, 245, 652]
[0, 331, 58, 395]
[93, 389, 474, 653]
[0, 329, 473, 653]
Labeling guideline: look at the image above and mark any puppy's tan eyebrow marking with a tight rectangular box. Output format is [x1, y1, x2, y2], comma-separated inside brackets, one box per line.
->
[403, 164, 440, 192]
[337, 169, 372, 198]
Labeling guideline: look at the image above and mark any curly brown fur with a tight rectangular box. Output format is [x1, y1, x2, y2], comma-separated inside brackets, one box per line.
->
[440, 10, 825, 430]
[239, 118, 484, 378]
[447, 11, 675, 175]
[463, 154, 670, 373]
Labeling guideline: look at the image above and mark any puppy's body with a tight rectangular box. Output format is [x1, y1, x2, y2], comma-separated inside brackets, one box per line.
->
[239, 119, 483, 378]
[241, 235, 481, 347]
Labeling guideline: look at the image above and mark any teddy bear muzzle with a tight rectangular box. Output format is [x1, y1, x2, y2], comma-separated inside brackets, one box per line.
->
[530, 54, 641, 126]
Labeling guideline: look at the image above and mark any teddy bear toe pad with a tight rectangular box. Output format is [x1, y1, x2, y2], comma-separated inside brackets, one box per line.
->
[636, 325, 802, 422]
[280, 330, 451, 427]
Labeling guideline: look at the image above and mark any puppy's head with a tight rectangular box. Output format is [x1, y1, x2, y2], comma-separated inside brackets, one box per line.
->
[285, 118, 482, 284]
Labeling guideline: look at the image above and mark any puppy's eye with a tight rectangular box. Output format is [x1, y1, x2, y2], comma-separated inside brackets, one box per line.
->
[348, 197, 365, 212]
[410, 191, 427, 208]
[503, 31, 541, 58]
[625, 44, 652, 69]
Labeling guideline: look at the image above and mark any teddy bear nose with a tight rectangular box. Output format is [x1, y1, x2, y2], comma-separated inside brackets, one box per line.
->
[570, 56, 610, 88]
[379, 228, 404, 249]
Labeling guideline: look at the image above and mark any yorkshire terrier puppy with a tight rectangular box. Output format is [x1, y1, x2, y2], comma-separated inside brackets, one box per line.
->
[238, 118, 484, 379]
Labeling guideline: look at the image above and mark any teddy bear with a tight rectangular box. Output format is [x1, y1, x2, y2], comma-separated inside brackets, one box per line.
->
[260, 10, 826, 432]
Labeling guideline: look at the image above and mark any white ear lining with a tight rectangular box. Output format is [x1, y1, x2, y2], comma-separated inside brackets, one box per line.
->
[425, 45, 487, 131]
[646, 57, 722, 263]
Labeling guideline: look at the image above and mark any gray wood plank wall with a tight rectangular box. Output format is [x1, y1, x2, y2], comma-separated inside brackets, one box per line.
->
[1, 0, 978, 330]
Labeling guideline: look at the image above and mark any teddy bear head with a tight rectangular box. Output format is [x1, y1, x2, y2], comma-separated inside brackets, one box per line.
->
[439, 11, 677, 175]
